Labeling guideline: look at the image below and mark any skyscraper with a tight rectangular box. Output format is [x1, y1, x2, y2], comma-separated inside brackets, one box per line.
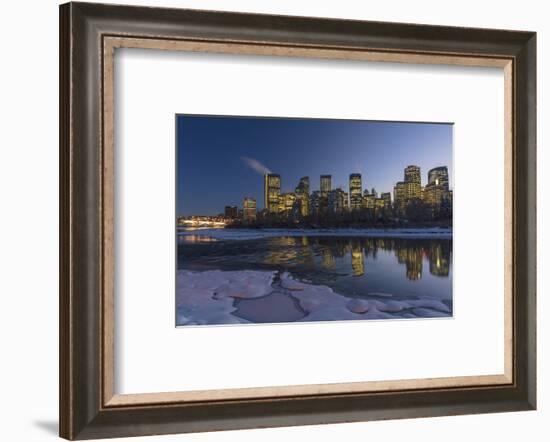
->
[424, 181, 449, 209]
[425, 166, 451, 213]
[296, 176, 310, 195]
[404, 165, 421, 183]
[404, 165, 421, 200]
[295, 176, 310, 217]
[264, 173, 281, 213]
[363, 192, 375, 210]
[320, 175, 332, 197]
[278, 193, 296, 214]
[381, 192, 392, 209]
[349, 173, 363, 211]
[328, 188, 347, 213]
[343, 191, 349, 211]
[309, 191, 322, 216]
[242, 197, 257, 221]
[393, 181, 407, 214]
[428, 166, 450, 190]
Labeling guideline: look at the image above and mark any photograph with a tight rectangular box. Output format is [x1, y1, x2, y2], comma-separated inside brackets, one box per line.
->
[176, 115, 454, 326]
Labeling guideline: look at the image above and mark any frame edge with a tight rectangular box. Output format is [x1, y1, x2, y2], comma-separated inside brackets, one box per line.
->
[59, 2, 537, 439]
[59, 2, 73, 439]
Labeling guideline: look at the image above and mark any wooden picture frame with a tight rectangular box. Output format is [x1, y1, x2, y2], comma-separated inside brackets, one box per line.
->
[59, 2, 536, 439]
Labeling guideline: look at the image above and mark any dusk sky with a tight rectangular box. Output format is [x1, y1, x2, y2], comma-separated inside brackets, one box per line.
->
[177, 115, 453, 216]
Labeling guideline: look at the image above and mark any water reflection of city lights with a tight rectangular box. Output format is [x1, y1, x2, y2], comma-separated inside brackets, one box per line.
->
[261, 237, 450, 281]
[180, 235, 219, 243]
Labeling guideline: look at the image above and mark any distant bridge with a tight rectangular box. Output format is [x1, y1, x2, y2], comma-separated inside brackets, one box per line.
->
[179, 219, 226, 228]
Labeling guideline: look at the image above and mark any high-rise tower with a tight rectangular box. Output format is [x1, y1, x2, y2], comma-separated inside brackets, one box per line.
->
[243, 197, 257, 221]
[295, 176, 310, 217]
[428, 166, 449, 190]
[404, 165, 421, 200]
[349, 173, 363, 211]
[264, 173, 281, 213]
[320, 175, 332, 197]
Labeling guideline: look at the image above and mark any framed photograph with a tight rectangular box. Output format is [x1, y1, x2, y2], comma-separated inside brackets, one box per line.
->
[59, 2, 536, 440]
[176, 115, 454, 326]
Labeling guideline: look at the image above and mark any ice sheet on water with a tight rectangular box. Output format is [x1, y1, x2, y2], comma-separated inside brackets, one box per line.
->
[279, 273, 451, 321]
[176, 269, 276, 325]
[176, 270, 452, 326]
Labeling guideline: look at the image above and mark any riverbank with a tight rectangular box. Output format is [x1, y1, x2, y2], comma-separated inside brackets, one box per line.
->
[177, 227, 453, 241]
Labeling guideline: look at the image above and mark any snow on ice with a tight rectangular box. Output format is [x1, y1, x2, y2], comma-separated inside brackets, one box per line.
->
[176, 269, 451, 326]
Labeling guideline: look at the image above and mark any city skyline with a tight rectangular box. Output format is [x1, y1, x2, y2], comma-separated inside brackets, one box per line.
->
[245, 165, 449, 212]
[177, 115, 453, 216]
[179, 162, 452, 228]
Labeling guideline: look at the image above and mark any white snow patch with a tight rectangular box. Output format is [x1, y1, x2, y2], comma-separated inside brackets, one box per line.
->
[279, 273, 451, 322]
[177, 270, 452, 326]
[176, 270, 276, 325]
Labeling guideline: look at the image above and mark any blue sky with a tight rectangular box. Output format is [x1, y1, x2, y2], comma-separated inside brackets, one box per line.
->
[177, 115, 453, 216]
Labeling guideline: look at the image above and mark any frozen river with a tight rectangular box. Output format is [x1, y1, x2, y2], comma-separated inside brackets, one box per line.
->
[176, 229, 453, 326]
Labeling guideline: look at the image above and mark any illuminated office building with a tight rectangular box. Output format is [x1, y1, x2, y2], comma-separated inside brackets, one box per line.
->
[375, 198, 386, 211]
[328, 188, 347, 213]
[424, 182, 445, 206]
[363, 190, 375, 210]
[343, 192, 349, 211]
[381, 192, 392, 209]
[309, 191, 322, 216]
[242, 197, 257, 221]
[294, 193, 309, 217]
[404, 165, 421, 184]
[295, 176, 310, 217]
[404, 165, 421, 200]
[428, 166, 450, 190]
[264, 173, 281, 214]
[393, 181, 407, 213]
[349, 173, 363, 211]
[296, 176, 310, 195]
[278, 192, 297, 214]
[320, 175, 332, 197]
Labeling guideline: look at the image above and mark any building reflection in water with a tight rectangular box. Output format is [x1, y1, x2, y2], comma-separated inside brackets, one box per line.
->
[321, 248, 336, 270]
[256, 236, 451, 281]
[428, 241, 451, 276]
[351, 242, 365, 277]
[396, 246, 423, 280]
[263, 236, 316, 267]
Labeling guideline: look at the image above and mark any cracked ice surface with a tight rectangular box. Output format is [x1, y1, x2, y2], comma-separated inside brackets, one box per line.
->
[176, 270, 452, 326]
[176, 270, 276, 325]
